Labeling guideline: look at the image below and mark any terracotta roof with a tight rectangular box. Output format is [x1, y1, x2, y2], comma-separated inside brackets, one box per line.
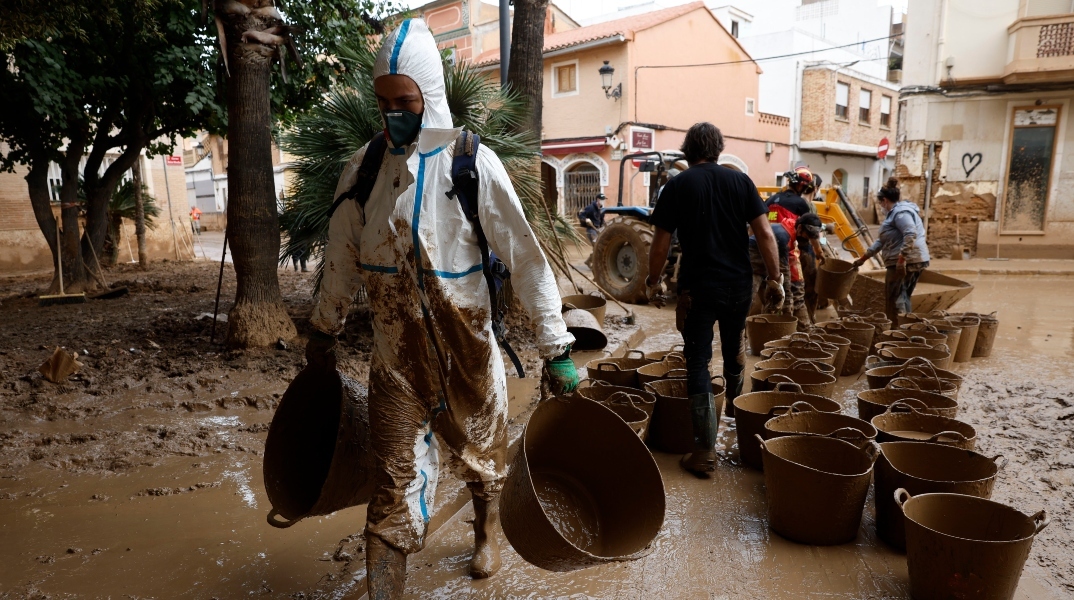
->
[474, 2, 707, 66]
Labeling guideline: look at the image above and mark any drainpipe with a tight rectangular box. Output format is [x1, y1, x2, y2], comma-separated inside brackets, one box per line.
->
[792, 60, 804, 167]
[499, 0, 510, 87]
[923, 141, 935, 236]
[935, 0, 949, 84]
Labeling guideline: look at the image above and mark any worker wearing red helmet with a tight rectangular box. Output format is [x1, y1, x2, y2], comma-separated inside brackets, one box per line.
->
[765, 167, 823, 329]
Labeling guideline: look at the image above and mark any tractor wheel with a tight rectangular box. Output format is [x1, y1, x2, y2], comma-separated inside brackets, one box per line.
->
[592, 219, 654, 304]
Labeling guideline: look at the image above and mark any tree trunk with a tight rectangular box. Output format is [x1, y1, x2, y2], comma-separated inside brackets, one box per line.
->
[132, 157, 148, 268]
[507, 0, 549, 137]
[222, 22, 296, 348]
[26, 160, 61, 292]
[58, 135, 90, 293]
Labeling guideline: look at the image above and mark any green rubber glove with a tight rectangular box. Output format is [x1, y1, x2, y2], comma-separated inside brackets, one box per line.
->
[545, 346, 580, 396]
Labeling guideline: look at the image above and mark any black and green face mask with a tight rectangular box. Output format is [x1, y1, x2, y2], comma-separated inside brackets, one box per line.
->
[382, 109, 423, 147]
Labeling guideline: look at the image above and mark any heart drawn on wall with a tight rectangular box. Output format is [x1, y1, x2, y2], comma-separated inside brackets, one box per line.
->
[962, 153, 982, 177]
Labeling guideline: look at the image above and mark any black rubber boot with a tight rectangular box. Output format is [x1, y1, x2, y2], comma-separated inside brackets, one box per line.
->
[723, 371, 744, 417]
[681, 393, 718, 478]
[366, 532, 407, 600]
[467, 483, 502, 579]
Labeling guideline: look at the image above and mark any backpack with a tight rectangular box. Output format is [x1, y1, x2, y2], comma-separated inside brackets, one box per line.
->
[327, 131, 525, 378]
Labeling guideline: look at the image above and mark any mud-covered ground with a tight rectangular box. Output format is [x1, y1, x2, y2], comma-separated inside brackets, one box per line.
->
[1, 263, 1073, 599]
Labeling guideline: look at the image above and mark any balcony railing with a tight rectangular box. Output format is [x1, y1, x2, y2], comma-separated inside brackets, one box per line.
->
[1005, 13, 1074, 84]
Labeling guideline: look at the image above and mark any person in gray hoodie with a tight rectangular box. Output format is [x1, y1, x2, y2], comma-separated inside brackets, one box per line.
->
[852, 179, 930, 324]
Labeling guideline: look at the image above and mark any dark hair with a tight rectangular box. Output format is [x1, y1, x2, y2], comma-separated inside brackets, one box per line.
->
[878, 179, 901, 203]
[680, 122, 725, 164]
[796, 213, 823, 238]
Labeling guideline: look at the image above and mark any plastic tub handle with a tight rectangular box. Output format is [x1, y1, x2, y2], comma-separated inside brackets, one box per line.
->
[992, 455, 1009, 470]
[790, 360, 823, 372]
[773, 381, 805, 393]
[1031, 510, 1051, 535]
[862, 440, 882, 463]
[888, 377, 922, 391]
[826, 426, 866, 442]
[598, 362, 624, 372]
[788, 400, 819, 414]
[267, 508, 304, 529]
[894, 488, 911, 511]
[624, 349, 646, 360]
[927, 430, 968, 443]
[884, 399, 929, 414]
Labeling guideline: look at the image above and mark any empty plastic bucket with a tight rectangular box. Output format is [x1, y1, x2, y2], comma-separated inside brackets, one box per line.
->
[263, 366, 374, 528]
[733, 383, 841, 470]
[875, 442, 1005, 550]
[759, 434, 880, 545]
[897, 490, 1049, 600]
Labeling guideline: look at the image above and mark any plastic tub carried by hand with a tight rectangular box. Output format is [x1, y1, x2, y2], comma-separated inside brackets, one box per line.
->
[263, 366, 375, 528]
[501, 396, 666, 572]
[896, 489, 1049, 600]
[816, 258, 859, 300]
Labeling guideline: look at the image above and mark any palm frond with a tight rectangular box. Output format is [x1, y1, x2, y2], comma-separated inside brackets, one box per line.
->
[279, 37, 579, 282]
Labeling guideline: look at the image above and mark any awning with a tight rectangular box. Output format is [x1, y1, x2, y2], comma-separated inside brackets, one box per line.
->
[542, 137, 608, 156]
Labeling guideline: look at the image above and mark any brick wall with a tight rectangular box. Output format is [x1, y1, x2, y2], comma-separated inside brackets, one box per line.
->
[801, 68, 898, 148]
[0, 166, 40, 232]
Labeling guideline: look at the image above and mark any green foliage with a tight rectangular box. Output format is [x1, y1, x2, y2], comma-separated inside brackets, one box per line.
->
[108, 179, 162, 225]
[279, 38, 578, 279]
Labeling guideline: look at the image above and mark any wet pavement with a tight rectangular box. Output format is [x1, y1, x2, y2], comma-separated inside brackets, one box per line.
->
[395, 274, 1074, 600]
[2, 272, 1072, 598]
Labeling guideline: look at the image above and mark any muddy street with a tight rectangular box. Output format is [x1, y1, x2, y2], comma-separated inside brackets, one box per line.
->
[1, 263, 1073, 599]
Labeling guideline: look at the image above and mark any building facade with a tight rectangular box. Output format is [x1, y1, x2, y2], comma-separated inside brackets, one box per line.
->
[798, 63, 900, 221]
[900, 0, 1074, 258]
[475, 2, 791, 215]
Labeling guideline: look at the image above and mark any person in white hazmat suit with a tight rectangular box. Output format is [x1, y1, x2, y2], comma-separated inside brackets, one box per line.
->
[303, 19, 580, 599]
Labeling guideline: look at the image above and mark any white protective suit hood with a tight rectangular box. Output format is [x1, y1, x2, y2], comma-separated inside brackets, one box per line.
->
[373, 19, 454, 137]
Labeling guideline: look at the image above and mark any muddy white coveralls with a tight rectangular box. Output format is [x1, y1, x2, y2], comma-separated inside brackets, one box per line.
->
[310, 18, 574, 554]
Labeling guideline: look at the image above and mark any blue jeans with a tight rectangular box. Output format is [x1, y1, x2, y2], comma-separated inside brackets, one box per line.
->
[884, 262, 928, 324]
[681, 280, 754, 397]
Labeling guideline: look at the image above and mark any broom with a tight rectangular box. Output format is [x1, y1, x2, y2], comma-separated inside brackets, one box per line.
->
[39, 219, 87, 306]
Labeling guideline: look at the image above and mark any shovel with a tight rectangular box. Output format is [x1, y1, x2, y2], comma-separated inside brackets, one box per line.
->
[950, 214, 965, 261]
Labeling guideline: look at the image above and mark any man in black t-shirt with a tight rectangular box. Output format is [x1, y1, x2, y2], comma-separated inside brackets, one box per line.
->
[646, 122, 783, 478]
[577, 193, 606, 243]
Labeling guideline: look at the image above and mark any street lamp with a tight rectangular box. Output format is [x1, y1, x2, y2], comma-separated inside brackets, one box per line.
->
[599, 61, 621, 101]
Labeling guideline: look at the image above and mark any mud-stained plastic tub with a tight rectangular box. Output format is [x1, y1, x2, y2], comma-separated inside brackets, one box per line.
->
[856, 388, 959, 422]
[896, 490, 1049, 600]
[501, 396, 666, 572]
[733, 384, 841, 471]
[746, 314, 798, 356]
[875, 442, 1005, 550]
[645, 378, 726, 454]
[263, 366, 374, 528]
[759, 434, 879, 545]
[871, 402, 976, 450]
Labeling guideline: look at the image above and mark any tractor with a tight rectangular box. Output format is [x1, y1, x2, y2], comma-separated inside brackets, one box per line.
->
[590, 153, 880, 304]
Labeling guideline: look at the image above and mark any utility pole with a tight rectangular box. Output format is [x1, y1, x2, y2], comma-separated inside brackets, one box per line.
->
[499, 0, 510, 86]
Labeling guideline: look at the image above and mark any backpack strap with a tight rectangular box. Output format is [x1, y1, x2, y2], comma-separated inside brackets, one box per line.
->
[448, 131, 525, 378]
[327, 132, 388, 219]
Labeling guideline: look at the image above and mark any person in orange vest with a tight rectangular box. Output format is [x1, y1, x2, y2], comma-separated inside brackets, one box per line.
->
[189, 206, 202, 235]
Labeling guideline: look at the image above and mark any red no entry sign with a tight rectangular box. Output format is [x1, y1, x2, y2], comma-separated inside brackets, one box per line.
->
[877, 137, 889, 159]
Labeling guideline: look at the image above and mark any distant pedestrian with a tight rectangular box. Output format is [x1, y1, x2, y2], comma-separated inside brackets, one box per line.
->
[645, 122, 783, 478]
[852, 178, 930, 325]
[190, 206, 202, 235]
[577, 193, 606, 244]
[291, 245, 309, 272]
